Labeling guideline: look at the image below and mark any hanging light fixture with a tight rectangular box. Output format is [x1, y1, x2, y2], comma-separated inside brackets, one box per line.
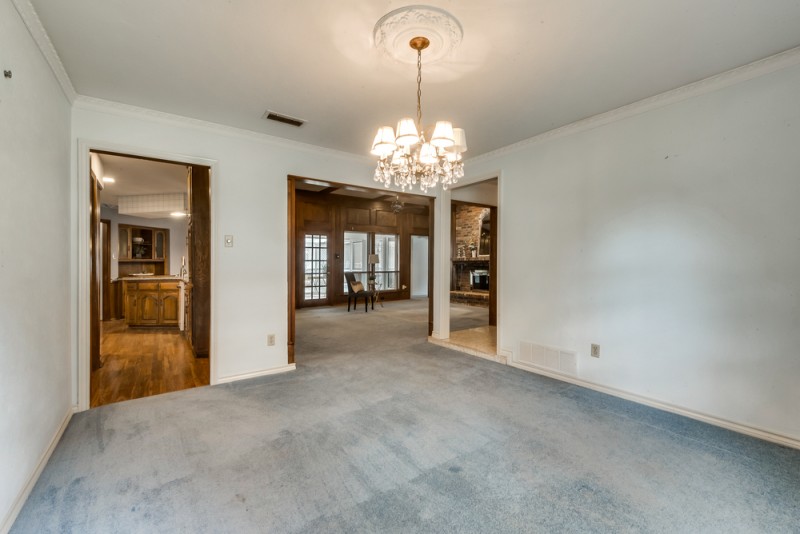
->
[390, 195, 404, 213]
[371, 34, 467, 193]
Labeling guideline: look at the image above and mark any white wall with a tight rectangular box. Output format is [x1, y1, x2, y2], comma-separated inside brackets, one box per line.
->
[0, 1, 72, 528]
[71, 100, 376, 390]
[411, 236, 429, 297]
[467, 63, 800, 442]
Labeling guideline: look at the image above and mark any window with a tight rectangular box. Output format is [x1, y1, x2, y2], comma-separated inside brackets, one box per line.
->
[343, 232, 399, 291]
[343, 231, 368, 291]
[374, 233, 399, 290]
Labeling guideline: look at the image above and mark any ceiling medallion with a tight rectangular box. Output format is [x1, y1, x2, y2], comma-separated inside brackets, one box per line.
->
[374, 5, 463, 65]
[371, 6, 467, 193]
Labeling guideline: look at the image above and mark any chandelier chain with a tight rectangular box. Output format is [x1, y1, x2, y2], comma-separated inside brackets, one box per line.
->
[416, 49, 423, 128]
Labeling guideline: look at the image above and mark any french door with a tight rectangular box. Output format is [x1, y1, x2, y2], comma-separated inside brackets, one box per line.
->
[301, 232, 331, 306]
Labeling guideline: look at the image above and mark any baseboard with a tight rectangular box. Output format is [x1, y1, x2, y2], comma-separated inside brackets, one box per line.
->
[508, 360, 800, 450]
[216, 363, 296, 384]
[1, 406, 74, 534]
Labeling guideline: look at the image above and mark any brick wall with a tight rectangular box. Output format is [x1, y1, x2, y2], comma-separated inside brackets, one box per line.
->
[453, 204, 490, 291]
[454, 205, 489, 259]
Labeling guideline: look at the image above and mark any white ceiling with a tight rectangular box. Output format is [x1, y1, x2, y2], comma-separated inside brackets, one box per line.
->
[31, 0, 800, 158]
[97, 152, 187, 209]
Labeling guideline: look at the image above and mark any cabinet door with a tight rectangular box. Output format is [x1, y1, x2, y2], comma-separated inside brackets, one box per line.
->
[160, 292, 180, 325]
[124, 289, 136, 322]
[118, 227, 130, 259]
[154, 230, 166, 260]
[137, 292, 160, 324]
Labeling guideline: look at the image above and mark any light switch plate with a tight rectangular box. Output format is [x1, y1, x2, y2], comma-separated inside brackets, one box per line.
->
[224, 235, 234, 247]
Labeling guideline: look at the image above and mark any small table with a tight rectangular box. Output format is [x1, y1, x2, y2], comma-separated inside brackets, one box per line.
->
[368, 280, 384, 308]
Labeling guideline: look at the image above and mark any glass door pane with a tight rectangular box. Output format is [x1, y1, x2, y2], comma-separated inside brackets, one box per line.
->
[303, 234, 328, 302]
[375, 233, 399, 289]
[343, 231, 368, 291]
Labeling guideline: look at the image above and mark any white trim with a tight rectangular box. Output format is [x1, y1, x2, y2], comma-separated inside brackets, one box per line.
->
[76, 139, 219, 411]
[216, 363, 297, 384]
[509, 359, 800, 451]
[468, 45, 800, 165]
[1, 407, 74, 534]
[428, 336, 505, 364]
[430, 187, 451, 340]
[73, 96, 374, 165]
[11, 0, 76, 103]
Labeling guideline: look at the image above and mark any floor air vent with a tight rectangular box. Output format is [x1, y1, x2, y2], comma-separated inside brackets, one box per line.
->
[262, 110, 305, 127]
[518, 341, 578, 377]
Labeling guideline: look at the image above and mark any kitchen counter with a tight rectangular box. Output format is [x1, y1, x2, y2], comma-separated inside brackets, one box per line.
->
[117, 275, 186, 281]
[119, 277, 186, 329]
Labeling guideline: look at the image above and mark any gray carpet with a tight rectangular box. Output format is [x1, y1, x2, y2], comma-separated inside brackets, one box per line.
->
[12, 300, 800, 533]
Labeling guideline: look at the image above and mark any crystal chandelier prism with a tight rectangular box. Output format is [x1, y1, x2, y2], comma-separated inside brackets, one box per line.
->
[371, 36, 467, 193]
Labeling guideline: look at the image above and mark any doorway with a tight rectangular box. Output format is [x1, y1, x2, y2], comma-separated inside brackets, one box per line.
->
[287, 176, 435, 364]
[411, 235, 429, 298]
[445, 178, 499, 358]
[87, 150, 211, 407]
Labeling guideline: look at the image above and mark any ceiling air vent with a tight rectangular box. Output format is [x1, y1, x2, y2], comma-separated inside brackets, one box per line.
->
[262, 110, 305, 127]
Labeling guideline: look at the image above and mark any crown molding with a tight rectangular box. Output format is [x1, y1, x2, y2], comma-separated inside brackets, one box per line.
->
[468, 45, 800, 166]
[73, 95, 374, 164]
[12, 0, 76, 104]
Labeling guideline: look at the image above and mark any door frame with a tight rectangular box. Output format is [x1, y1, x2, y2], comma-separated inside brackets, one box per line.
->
[76, 139, 218, 411]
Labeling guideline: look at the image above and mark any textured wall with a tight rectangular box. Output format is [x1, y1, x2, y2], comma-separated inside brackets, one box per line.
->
[466, 62, 800, 441]
[0, 1, 72, 527]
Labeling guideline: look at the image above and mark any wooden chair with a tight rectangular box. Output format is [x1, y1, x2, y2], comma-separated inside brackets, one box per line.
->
[344, 272, 374, 312]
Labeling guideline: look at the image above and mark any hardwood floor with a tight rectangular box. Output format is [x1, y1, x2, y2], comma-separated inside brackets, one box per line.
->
[91, 320, 210, 408]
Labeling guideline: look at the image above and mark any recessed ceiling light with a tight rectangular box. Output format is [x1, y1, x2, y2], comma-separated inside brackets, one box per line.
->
[102, 176, 115, 183]
[170, 211, 187, 218]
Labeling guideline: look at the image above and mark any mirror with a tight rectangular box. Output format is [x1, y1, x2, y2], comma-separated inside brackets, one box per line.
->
[479, 212, 491, 256]
[155, 231, 164, 259]
[118, 227, 129, 258]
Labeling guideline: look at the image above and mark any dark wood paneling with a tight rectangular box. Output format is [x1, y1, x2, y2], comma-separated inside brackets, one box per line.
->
[428, 197, 435, 336]
[489, 206, 498, 326]
[301, 202, 331, 224]
[101, 219, 111, 321]
[346, 207, 370, 226]
[294, 189, 430, 308]
[375, 210, 397, 227]
[287, 179, 296, 364]
[90, 173, 101, 371]
[189, 165, 211, 358]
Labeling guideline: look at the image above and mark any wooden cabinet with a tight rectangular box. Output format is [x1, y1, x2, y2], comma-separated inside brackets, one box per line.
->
[124, 280, 181, 327]
[118, 224, 170, 276]
[160, 283, 180, 325]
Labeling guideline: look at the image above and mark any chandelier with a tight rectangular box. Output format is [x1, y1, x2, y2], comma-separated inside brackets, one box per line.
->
[371, 36, 467, 193]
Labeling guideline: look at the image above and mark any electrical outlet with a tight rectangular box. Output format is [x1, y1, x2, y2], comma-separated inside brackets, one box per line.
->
[267, 334, 275, 346]
[591, 344, 600, 358]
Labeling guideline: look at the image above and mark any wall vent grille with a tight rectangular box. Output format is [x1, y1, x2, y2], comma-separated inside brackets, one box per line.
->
[262, 110, 305, 127]
[518, 341, 578, 377]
